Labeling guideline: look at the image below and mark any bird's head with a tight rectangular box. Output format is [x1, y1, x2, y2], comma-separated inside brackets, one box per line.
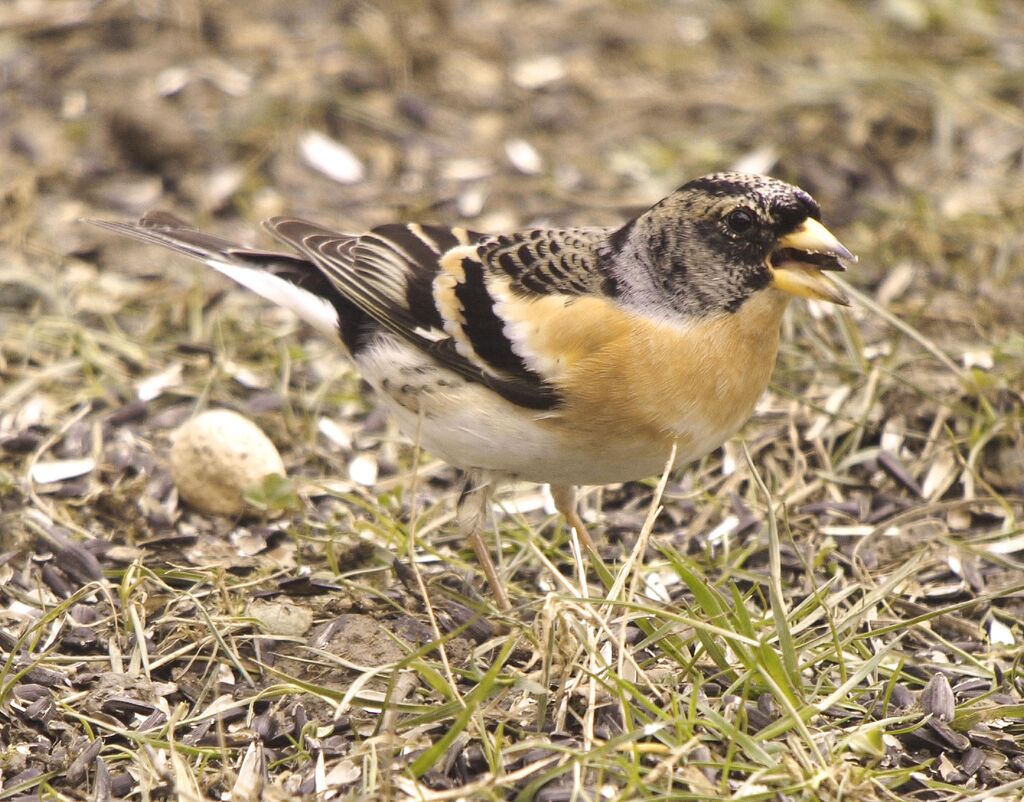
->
[601, 172, 854, 319]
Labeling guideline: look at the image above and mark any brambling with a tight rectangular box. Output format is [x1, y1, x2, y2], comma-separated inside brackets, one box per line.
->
[89, 172, 855, 610]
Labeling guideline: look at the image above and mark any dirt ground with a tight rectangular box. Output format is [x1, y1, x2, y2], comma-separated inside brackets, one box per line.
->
[1, 1, 1023, 800]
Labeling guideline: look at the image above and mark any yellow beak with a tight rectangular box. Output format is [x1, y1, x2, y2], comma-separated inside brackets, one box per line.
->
[770, 217, 855, 306]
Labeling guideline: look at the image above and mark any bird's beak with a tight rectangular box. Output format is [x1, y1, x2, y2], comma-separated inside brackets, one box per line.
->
[769, 218, 855, 306]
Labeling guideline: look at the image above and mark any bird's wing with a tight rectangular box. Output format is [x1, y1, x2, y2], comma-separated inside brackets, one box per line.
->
[266, 220, 613, 410]
[267, 219, 470, 347]
[474, 228, 615, 296]
[433, 227, 613, 394]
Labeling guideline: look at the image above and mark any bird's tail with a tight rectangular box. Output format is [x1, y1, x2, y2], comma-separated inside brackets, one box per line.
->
[85, 212, 347, 338]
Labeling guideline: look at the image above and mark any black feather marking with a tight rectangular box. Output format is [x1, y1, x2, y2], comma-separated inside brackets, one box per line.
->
[419, 224, 463, 253]
[545, 255, 569, 280]
[226, 250, 375, 354]
[681, 176, 752, 198]
[604, 217, 635, 257]
[497, 252, 520, 278]
[480, 228, 612, 298]
[517, 272, 550, 294]
[725, 269, 772, 313]
[366, 224, 446, 330]
[454, 257, 542, 382]
[330, 298, 378, 353]
[795, 190, 822, 221]
[374, 223, 440, 266]
[429, 340, 559, 409]
[771, 193, 820, 233]
[406, 276, 444, 329]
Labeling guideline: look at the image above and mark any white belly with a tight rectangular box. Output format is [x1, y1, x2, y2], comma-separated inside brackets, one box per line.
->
[355, 338, 739, 486]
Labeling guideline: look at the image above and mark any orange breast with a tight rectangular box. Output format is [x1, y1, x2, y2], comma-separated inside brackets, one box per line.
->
[511, 290, 790, 455]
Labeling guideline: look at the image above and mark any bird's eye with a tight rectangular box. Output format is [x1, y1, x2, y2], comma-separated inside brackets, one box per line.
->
[725, 208, 755, 235]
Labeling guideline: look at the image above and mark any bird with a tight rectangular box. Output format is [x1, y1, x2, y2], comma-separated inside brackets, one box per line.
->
[88, 172, 855, 611]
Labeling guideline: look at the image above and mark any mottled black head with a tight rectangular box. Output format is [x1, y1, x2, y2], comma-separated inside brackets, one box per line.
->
[600, 172, 832, 318]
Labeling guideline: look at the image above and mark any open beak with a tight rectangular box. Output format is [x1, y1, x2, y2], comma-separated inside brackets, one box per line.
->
[769, 217, 855, 306]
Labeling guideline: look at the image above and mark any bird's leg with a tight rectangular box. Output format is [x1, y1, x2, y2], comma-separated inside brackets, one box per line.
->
[549, 484, 597, 554]
[456, 472, 511, 611]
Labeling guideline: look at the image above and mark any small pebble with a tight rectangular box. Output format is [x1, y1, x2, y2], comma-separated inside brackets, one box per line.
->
[169, 409, 285, 516]
[248, 599, 314, 637]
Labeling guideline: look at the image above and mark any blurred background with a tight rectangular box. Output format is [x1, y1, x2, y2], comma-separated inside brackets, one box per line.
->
[2, 0, 1021, 303]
